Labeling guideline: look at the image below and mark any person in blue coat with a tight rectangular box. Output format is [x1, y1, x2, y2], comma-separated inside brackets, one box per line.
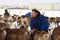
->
[25, 9, 49, 33]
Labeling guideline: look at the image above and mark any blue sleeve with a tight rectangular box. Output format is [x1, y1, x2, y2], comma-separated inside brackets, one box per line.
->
[30, 25, 34, 30]
[30, 20, 35, 30]
[40, 19, 49, 32]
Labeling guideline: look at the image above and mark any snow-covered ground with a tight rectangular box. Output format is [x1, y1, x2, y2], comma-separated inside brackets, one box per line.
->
[44, 11, 60, 17]
[0, 9, 31, 16]
[0, 9, 60, 17]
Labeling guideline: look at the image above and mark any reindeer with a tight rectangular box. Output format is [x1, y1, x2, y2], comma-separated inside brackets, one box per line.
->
[5, 28, 30, 40]
[34, 31, 50, 40]
[48, 17, 57, 35]
[5, 15, 31, 40]
[51, 26, 60, 40]
[0, 22, 10, 40]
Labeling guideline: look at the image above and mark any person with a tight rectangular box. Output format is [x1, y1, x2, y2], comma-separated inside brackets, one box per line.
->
[4, 9, 10, 22]
[25, 9, 49, 32]
[4, 9, 10, 17]
[30, 9, 49, 33]
[25, 9, 49, 40]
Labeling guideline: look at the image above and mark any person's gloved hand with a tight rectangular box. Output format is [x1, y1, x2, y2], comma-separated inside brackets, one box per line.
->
[31, 28, 38, 35]
[31, 30, 34, 34]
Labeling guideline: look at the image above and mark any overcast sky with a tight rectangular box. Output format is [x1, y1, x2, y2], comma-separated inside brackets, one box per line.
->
[0, 0, 60, 6]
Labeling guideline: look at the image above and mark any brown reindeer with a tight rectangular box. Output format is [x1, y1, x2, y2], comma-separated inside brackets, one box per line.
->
[5, 28, 30, 40]
[17, 16, 21, 25]
[5, 15, 30, 40]
[34, 31, 50, 40]
[0, 22, 10, 40]
[51, 26, 60, 40]
[49, 17, 57, 35]
[19, 15, 30, 29]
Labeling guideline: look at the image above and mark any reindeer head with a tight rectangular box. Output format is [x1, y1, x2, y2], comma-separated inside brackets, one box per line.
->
[20, 15, 30, 29]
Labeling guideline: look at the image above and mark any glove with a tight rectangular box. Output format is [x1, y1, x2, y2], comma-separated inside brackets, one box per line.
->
[31, 28, 38, 35]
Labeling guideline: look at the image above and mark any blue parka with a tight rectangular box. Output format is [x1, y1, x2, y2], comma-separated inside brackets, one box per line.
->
[30, 15, 49, 32]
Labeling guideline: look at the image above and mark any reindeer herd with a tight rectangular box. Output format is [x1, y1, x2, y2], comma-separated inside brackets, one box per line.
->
[0, 15, 60, 40]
